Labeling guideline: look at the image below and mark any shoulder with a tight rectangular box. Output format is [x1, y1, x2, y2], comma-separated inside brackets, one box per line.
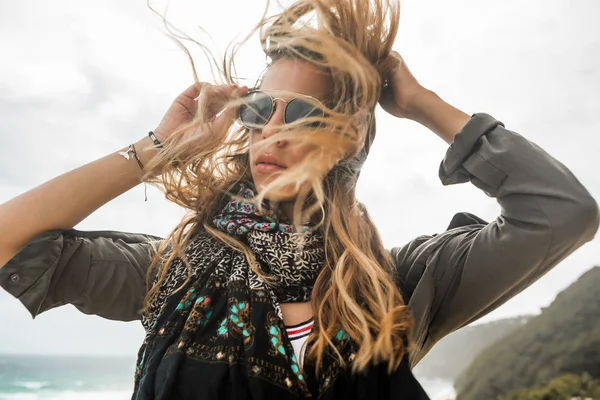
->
[389, 212, 488, 303]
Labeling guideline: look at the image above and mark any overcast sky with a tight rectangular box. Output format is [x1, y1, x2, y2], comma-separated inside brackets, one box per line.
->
[0, 0, 598, 356]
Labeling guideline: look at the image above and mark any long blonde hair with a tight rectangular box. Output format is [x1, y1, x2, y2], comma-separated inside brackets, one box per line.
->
[143, 0, 412, 374]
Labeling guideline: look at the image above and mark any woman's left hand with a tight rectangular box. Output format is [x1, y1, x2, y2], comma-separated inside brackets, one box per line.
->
[379, 51, 431, 120]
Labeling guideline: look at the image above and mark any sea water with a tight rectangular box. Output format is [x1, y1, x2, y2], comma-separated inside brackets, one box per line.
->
[0, 355, 455, 400]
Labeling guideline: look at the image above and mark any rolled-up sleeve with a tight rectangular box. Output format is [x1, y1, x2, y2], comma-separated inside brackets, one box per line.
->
[391, 113, 599, 365]
[0, 229, 161, 321]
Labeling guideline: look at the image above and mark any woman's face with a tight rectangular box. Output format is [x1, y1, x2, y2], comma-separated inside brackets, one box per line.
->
[248, 57, 330, 201]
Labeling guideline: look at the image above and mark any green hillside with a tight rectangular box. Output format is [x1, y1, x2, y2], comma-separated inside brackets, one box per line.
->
[499, 373, 600, 400]
[414, 316, 532, 381]
[455, 267, 600, 400]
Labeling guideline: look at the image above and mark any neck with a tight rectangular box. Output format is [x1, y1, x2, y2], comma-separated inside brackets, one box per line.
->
[275, 200, 312, 226]
[278, 201, 296, 223]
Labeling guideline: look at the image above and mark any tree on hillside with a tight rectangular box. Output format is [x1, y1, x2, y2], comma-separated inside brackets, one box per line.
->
[455, 267, 600, 400]
[498, 373, 600, 400]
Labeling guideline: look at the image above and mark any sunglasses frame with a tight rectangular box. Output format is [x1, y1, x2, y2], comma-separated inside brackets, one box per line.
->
[238, 90, 325, 130]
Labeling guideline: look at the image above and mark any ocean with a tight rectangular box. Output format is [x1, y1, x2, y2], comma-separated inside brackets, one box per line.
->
[0, 355, 455, 400]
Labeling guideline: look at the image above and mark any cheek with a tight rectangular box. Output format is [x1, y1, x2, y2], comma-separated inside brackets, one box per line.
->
[248, 130, 258, 145]
[248, 131, 260, 159]
[286, 144, 314, 167]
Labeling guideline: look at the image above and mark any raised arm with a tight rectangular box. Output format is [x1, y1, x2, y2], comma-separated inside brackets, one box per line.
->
[0, 83, 213, 268]
[0, 133, 165, 320]
[381, 53, 599, 366]
[0, 136, 159, 269]
[392, 112, 599, 365]
[0, 84, 248, 320]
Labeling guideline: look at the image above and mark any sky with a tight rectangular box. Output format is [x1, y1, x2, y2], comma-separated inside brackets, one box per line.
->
[0, 0, 598, 356]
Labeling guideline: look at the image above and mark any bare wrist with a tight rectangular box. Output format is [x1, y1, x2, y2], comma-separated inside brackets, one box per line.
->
[134, 136, 159, 159]
[406, 90, 471, 144]
[405, 89, 439, 123]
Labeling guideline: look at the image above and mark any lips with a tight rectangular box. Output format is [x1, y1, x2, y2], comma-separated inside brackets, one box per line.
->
[255, 153, 286, 174]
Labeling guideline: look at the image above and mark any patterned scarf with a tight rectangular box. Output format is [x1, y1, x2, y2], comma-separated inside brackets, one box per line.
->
[213, 181, 311, 236]
[212, 181, 321, 303]
[133, 181, 326, 399]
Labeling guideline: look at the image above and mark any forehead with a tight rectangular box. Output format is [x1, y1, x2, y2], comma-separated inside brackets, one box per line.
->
[259, 58, 330, 102]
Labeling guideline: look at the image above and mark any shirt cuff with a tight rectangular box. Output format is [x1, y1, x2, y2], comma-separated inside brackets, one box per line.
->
[439, 113, 504, 186]
[0, 230, 66, 318]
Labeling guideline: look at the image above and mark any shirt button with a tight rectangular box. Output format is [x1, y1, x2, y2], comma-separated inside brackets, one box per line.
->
[10, 274, 20, 283]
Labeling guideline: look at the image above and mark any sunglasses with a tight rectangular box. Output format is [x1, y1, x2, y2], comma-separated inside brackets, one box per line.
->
[238, 90, 325, 130]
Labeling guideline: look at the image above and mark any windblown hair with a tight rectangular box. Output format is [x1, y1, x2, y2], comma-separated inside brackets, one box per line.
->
[143, 0, 412, 374]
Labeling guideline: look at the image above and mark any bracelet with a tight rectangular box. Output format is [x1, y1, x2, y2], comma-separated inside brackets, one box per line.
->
[148, 131, 163, 148]
[118, 143, 144, 171]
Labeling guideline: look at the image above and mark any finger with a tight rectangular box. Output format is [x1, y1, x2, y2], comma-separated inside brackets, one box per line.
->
[212, 102, 239, 134]
[388, 51, 403, 69]
[209, 84, 248, 100]
[211, 85, 248, 131]
[181, 82, 209, 101]
[236, 85, 249, 96]
[204, 84, 248, 118]
[203, 85, 233, 118]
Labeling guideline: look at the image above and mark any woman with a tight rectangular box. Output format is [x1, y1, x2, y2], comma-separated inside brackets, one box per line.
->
[0, 0, 598, 399]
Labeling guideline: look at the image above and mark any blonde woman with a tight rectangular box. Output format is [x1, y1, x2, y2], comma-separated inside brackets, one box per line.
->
[0, 1, 598, 399]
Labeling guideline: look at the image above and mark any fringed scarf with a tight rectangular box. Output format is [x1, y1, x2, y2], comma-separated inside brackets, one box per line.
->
[131, 181, 430, 400]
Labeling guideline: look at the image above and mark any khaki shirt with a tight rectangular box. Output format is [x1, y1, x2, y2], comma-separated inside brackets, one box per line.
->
[1, 113, 598, 367]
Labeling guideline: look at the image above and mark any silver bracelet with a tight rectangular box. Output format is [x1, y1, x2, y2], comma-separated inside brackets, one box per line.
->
[118, 144, 144, 170]
[118, 144, 149, 201]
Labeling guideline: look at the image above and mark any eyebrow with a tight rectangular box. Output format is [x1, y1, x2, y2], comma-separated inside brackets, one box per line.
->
[253, 89, 324, 103]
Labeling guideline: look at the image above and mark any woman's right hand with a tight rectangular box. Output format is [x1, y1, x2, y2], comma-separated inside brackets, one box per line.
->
[153, 83, 248, 143]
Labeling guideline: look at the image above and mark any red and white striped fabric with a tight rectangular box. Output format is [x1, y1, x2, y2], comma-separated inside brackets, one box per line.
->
[286, 318, 314, 366]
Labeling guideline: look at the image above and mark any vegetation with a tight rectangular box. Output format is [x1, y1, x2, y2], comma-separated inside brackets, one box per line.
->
[455, 267, 600, 400]
[498, 373, 600, 400]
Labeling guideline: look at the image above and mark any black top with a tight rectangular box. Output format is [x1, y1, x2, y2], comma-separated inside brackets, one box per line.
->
[133, 267, 431, 400]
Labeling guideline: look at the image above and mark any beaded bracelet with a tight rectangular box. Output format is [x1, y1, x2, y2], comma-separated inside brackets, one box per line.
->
[148, 131, 163, 148]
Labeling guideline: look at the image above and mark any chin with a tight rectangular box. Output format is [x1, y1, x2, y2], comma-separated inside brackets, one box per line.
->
[258, 184, 299, 202]
[253, 175, 300, 203]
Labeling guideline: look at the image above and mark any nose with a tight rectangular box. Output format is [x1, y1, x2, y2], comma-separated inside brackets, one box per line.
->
[260, 101, 286, 146]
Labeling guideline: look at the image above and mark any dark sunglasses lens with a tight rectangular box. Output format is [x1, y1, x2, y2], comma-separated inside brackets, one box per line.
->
[239, 92, 273, 128]
[285, 98, 324, 127]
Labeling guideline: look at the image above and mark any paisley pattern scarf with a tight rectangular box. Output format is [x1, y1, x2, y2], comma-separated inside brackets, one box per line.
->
[133, 181, 324, 399]
[213, 181, 311, 236]
[131, 181, 430, 400]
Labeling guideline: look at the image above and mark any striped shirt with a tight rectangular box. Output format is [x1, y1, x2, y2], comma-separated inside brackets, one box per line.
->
[285, 317, 314, 366]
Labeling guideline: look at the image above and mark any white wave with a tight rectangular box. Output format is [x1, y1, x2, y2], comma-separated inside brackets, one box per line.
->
[0, 381, 453, 400]
[0, 394, 38, 400]
[12, 381, 48, 390]
[420, 378, 456, 400]
[0, 390, 132, 400]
